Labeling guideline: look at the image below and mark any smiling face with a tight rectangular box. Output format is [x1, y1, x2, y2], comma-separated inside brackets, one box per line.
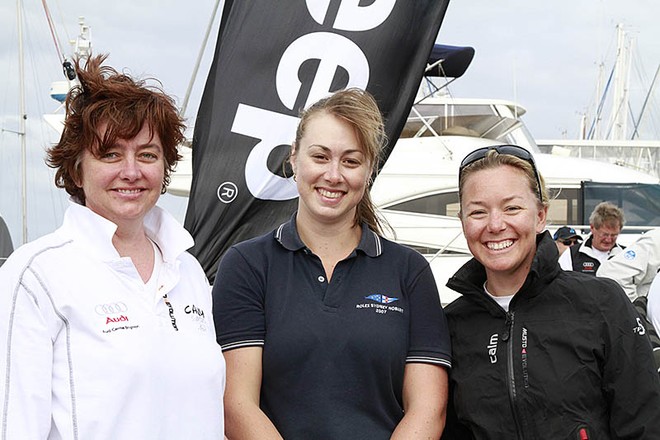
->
[460, 165, 547, 290]
[77, 123, 165, 230]
[290, 112, 371, 229]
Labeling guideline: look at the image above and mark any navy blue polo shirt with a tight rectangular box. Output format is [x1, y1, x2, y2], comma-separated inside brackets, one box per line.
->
[213, 216, 452, 439]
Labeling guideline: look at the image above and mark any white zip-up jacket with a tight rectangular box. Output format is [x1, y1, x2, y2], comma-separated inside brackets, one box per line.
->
[597, 228, 660, 301]
[0, 201, 225, 440]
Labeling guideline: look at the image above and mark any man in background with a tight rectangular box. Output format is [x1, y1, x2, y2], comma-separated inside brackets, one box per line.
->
[553, 226, 582, 256]
[558, 202, 625, 275]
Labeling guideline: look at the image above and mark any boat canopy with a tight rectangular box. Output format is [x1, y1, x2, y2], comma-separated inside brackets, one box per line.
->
[424, 44, 475, 78]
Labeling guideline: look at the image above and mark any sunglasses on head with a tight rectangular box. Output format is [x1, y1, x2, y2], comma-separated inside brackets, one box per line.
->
[459, 144, 543, 202]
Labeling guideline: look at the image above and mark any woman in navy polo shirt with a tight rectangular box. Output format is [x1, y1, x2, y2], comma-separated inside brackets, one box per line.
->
[213, 88, 452, 439]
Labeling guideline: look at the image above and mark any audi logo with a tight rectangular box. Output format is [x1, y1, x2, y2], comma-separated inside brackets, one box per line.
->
[95, 302, 128, 315]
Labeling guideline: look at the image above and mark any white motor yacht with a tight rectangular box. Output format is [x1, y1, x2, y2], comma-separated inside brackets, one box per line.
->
[373, 91, 659, 304]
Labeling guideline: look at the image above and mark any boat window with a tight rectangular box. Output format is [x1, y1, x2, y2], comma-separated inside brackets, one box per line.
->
[384, 192, 460, 217]
[498, 124, 539, 151]
[385, 188, 583, 228]
[547, 188, 580, 226]
[582, 182, 660, 227]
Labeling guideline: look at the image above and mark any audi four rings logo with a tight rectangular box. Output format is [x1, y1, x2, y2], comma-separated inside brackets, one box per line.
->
[95, 302, 128, 315]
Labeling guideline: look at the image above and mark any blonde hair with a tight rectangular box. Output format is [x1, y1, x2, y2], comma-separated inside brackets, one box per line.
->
[458, 149, 549, 216]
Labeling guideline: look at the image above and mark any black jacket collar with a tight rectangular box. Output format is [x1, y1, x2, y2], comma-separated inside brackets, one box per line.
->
[446, 231, 560, 311]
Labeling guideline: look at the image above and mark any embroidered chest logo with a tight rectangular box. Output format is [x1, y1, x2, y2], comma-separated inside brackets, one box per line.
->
[581, 262, 595, 272]
[633, 317, 646, 336]
[624, 250, 637, 260]
[95, 302, 140, 334]
[365, 294, 398, 304]
[355, 294, 404, 315]
[185, 304, 208, 332]
[487, 333, 498, 364]
[185, 304, 205, 318]
[521, 327, 530, 388]
[106, 315, 128, 324]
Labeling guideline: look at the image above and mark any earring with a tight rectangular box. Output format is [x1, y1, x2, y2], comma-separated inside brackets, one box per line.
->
[293, 173, 297, 182]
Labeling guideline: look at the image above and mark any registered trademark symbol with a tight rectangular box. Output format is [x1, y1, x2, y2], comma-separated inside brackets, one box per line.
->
[217, 181, 239, 203]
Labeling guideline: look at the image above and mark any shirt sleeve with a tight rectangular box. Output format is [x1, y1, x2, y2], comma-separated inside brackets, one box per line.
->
[405, 254, 452, 368]
[212, 246, 267, 351]
[0, 269, 56, 439]
[599, 279, 660, 438]
[597, 236, 651, 301]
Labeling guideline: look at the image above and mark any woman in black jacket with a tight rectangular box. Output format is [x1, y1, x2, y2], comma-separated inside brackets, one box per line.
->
[442, 145, 660, 439]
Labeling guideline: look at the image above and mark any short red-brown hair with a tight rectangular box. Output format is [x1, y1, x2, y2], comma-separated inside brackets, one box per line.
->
[47, 54, 184, 203]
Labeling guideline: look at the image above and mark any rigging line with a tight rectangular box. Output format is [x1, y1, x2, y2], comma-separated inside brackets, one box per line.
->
[180, 0, 222, 118]
[41, 0, 64, 65]
[52, 0, 72, 45]
[631, 64, 660, 140]
[604, 96, 626, 140]
[586, 63, 615, 140]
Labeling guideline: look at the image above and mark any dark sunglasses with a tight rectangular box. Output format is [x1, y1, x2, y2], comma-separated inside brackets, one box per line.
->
[459, 144, 543, 202]
[560, 239, 579, 246]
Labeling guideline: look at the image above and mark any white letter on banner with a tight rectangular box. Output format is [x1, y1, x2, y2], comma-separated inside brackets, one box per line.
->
[232, 104, 300, 201]
[276, 32, 369, 111]
[306, 0, 396, 31]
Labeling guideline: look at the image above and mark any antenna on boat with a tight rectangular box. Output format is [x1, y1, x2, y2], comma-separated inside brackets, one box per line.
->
[45, 17, 90, 134]
[63, 59, 76, 81]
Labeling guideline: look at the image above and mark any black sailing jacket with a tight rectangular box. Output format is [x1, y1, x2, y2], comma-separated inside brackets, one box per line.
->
[442, 232, 660, 440]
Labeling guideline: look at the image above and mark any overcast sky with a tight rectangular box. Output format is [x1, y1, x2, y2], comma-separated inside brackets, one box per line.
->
[1, 0, 658, 246]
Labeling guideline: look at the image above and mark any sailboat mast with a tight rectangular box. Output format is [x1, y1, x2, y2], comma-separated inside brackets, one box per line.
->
[17, 0, 28, 245]
[609, 23, 630, 141]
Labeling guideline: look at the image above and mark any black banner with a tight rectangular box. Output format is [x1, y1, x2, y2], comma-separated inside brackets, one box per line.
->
[184, 0, 451, 281]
